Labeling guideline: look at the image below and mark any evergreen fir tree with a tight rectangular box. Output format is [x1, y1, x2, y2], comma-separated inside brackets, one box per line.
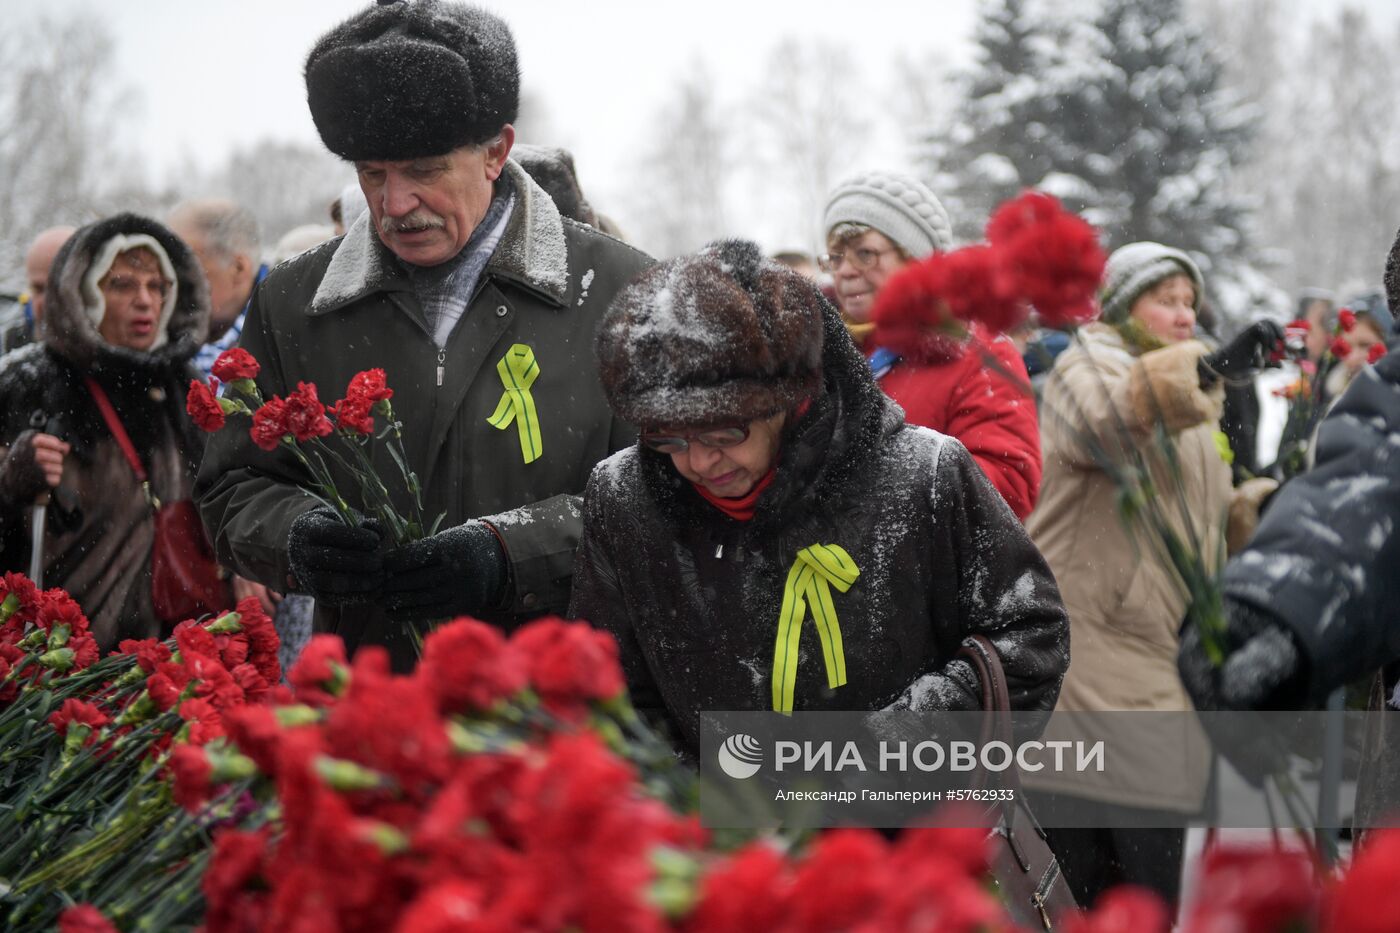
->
[928, 0, 1064, 239]
[929, 0, 1272, 317]
[1063, 0, 1255, 261]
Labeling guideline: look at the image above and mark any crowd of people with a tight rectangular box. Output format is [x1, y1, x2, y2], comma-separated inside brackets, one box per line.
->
[2, 0, 1398, 921]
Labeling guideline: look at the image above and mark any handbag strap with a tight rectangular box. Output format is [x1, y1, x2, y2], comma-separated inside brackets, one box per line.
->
[83, 376, 157, 507]
[956, 634, 1024, 801]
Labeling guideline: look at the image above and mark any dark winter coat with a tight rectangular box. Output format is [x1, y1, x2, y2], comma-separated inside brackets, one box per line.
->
[1221, 347, 1400, 829]
[0, 213, 209, 648]
[196, 160, 651, 669]
[569, 305, 1069, 759]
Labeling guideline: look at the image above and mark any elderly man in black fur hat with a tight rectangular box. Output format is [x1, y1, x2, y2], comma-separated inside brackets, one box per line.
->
[196, 0, 651, 669]
[0, 214, 212, 648]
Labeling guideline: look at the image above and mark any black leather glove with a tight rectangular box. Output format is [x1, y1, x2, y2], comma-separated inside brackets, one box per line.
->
[381, 521, 508, 623]
[286, 506, 385, 606]
[1199, 320, 1285, 388]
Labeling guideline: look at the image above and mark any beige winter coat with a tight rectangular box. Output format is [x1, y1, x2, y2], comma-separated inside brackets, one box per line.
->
[1024, 324, 1233, 813]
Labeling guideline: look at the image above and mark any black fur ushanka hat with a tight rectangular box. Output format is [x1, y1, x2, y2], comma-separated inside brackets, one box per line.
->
[596, 240, 827, 429]
[305, 0, 520, 161]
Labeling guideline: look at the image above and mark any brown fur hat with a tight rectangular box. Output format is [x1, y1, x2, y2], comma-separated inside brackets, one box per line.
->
[596, 239, 827, 428]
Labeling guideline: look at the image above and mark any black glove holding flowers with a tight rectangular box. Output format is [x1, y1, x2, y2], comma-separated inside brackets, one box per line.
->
[287, 506, 385, 606]
[382, 521, 508, 623]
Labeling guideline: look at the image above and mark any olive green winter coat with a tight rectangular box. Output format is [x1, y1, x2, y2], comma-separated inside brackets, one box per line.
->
[195, 161, 651, 668]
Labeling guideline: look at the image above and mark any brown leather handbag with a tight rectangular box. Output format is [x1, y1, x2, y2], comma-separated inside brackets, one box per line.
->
[86, 377, 229, 627]
[957, 634, 1079, 931]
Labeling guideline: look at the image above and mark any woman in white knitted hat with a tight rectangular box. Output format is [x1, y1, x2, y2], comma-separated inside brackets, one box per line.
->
[821, 171, 1042, 520]
[1024, 241, 1282, 910]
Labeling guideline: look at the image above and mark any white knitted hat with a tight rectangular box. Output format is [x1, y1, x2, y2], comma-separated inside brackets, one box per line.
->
[823, 171, 952, 259]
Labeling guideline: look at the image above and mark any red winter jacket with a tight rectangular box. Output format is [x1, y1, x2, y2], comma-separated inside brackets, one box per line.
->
[869, 329, 1042, 520]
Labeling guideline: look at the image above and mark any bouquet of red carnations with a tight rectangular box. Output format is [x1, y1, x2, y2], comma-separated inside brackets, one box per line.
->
[186, 348, 439, 547]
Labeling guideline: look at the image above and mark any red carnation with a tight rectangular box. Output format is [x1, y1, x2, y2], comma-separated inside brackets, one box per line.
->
[1330, 336, 1353, 359]
[1061, 886, 1170, 933]
[58, 905, 118, 933]
[869, 258, 969, 365]
[987, 190, 1105, 330]
[1184, 843, 1319, 933]
[347, 368, 393, 406]
[289, 634, 350, 707]
[36, 588, 89, 637]
[986, 188, 1064, 245]
[233, 595, 282, 686]
[284, 382, 334, 442]
[1338, 308, 1357, 332]
[512, 618, 625, 715]
[169, 743, 214, 811]
[249, 396, 291, 451]
[178, 697, 225, 745]
[118, 637, 173, 673]
[392, 881, 488, 933]
[224, 706, 285, 774]
[785, 829, 888, 931]
[187, 378, 226, 432]
[688, 843, 792, 933]
[332, 396, 375, 435]
[203, 827, 272, 933]
[211, 347, 260, 383]
[0, 570, 40, 626]
[939, 244, 1025, 333]
[418, 617, 527, 714]
[1368, 342, 1387, 364]
[48, 698, 110, 739]
[1324, 829, 1400, 933]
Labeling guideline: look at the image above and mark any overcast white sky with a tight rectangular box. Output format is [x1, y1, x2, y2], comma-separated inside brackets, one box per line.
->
[14, 0, 1399, 247]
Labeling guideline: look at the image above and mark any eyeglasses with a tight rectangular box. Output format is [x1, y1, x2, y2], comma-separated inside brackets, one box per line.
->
[818, 246, 897, 273]
[102, 275, 171, 300]
[638, 425, 750, 454]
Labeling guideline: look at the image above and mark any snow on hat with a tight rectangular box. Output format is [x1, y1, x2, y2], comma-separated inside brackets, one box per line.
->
[1099, 241, 1205, 325]
[823, 171, 952, 258]
[596, 240, 826, 429]
[305, 0, 520, 161]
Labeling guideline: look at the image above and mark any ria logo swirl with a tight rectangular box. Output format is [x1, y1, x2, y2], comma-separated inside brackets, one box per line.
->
[717, 733, 764, 779]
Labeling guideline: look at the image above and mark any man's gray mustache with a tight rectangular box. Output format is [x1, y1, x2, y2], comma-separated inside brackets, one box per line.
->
[381, 213, 446, 234]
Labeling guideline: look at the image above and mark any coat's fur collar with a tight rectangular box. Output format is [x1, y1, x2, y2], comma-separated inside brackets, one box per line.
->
[45, 212, 209, 376]
[309, 159, 569, 315]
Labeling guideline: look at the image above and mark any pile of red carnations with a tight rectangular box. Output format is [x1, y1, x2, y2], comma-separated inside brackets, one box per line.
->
[0, 571, 281, 931]
[6, 574, 1400, 932]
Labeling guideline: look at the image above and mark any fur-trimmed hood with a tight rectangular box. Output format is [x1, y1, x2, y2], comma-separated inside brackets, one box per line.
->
[45, 213, 210, 374]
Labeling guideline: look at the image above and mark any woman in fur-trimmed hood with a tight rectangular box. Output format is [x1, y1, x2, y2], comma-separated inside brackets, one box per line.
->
[0, 212, 210, 648]
[570, 239, 1069, 762]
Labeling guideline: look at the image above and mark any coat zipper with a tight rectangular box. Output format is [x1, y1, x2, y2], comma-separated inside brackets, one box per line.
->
[436, 347, 447, 387]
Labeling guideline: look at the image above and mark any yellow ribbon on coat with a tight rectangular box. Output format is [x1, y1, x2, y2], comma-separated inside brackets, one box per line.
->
[772, 544, 860, 714]
[487, 344, 543, 464]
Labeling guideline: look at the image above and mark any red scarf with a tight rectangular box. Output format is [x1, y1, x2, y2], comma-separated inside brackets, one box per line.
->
[693, 468, 775, 522]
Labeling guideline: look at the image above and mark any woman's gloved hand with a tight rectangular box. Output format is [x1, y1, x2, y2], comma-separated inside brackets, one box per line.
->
[1198, 320, 1285, 388]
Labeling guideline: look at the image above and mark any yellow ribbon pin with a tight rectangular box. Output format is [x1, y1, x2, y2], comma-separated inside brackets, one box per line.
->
[772, 544, 860, 714]
[487, 344, 543, 464]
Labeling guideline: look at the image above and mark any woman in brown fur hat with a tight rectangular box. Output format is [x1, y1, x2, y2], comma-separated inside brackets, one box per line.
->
[571, 239, 1070, 761]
